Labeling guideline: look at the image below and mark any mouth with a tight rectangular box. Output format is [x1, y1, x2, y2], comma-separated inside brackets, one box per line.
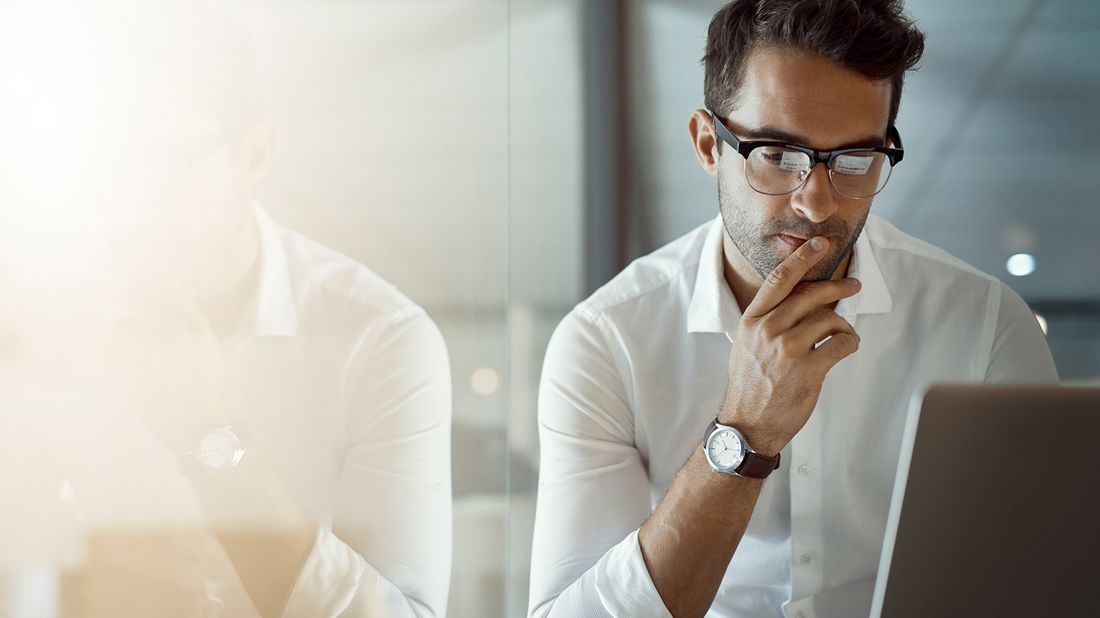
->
[776, 233, 809, 248]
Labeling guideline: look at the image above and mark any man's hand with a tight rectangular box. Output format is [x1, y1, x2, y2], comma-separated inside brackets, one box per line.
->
[721, 236, 862, 456]
[103, 268, 234, 455]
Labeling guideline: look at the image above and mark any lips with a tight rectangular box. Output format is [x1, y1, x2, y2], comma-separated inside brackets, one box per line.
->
[777, 233, 808, 248]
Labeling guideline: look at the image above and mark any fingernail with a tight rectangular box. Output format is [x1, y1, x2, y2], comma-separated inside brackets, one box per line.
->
[810, 237, 825, 251]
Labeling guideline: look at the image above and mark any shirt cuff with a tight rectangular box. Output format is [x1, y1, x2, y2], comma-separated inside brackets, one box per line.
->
[281, 526, 366, 618]
[533, 528, 673, 617]
[584, 529, 673, 618]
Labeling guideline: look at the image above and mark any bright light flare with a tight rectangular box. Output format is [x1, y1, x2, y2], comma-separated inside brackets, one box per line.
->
[6, 69, 75, 165]
[470, 367, 501, 396]
[1006, 253, 1036, 277]
[0, 2, 160, 281]
[1033, 312, 1048, 336]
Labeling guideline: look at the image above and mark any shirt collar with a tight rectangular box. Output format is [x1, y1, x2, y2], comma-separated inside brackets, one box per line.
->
[686, 216, 743, 339]
[686, 214, 893, 340]
[836, 217, 893, 318]
[240, 203, 299, 339]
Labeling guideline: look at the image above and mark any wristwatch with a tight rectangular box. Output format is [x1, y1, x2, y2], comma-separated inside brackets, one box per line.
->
[703, 418, 781, 479]
[181, 423, 249, 475]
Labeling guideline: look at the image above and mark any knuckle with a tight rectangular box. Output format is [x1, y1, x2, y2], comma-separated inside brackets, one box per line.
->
[777, 333, 802, 357]
[765, 265, 789, 287]
[790, 281, 813, 296]
[827, 311, 849, 329]
[758, 317, 781, 339]
[824, 280, 854, 298]
[837, 332, 860, 354]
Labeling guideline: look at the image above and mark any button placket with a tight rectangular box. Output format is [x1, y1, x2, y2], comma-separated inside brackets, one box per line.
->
[789, 401, 827, 599]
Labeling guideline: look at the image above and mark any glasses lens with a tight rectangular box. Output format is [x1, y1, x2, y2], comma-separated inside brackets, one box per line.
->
[745, 147, 811, 195]
[829, 151, 893, 198]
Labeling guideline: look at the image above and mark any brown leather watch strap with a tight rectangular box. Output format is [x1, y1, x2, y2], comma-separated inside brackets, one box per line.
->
[735, 450, 781, 479]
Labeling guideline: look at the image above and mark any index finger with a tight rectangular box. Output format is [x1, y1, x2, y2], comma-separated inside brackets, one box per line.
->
[744, 236, 829, 318]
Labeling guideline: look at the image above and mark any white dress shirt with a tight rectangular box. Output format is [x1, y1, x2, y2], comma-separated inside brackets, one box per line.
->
[222, 207, 453, 617]
[529, 214, 1057, 618]
[0, 205, 451, 618]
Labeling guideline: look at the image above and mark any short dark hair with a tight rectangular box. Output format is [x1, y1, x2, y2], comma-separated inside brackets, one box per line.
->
[703, 0, 925, 127]
[126, 3, 261, 132]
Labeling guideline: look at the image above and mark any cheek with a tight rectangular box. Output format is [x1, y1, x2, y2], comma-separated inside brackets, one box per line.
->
[174, 161, 250, 229]
[717, 160, 795, 222]
[835, 200, 872, 232]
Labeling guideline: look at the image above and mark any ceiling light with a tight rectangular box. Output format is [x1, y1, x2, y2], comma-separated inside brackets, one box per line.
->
[470, 367, 501, 396]
[1006, 253, 1035, 277]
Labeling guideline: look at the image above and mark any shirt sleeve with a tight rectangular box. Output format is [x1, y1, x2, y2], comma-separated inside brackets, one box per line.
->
[528, 309, 672, 618]
[984, 282, 1059, 384]
[282, 308, 452, 618]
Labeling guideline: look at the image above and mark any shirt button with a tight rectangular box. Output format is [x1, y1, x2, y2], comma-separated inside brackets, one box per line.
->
[797, 464, 810, 476]
[800, 552, 812, 564]
[796, 611, 806, 618]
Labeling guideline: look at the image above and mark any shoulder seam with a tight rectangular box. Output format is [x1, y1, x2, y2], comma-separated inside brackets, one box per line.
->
[580, 259, 700, 316]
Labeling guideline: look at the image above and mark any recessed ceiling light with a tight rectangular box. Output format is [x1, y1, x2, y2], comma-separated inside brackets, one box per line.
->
[470, 367, 501, 396]
[1006, 253, 1036, 277]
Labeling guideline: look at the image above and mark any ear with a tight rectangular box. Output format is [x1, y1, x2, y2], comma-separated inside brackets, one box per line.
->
[688, 108, 720, 177]
[239, 121, 278, 184]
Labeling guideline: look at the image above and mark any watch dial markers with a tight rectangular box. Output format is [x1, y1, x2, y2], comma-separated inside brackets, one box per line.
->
[709, 429, 744, 470]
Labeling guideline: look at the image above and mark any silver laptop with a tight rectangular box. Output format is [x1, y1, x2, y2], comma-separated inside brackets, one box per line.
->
[870, 384, 1100, 617]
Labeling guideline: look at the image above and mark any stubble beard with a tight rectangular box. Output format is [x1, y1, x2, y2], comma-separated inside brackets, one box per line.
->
[717, 180, 868, 283]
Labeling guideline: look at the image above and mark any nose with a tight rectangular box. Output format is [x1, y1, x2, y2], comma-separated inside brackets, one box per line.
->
[789, 163, 838, 223]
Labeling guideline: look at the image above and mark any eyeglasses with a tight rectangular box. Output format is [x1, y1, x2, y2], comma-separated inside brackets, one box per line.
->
[709, 110, 904, 199]
[137, 130, 239, 190]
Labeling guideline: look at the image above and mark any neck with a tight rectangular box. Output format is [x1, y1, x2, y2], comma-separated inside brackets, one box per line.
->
[194, 207, 261, 338]
[722, 232, 852, 314]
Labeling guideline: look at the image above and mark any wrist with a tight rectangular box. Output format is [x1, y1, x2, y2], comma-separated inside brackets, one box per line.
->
[737, 425, 784, 457]
[716, 408, 785, 457]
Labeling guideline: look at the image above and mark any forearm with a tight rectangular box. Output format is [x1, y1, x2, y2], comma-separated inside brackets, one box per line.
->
[638, 447, 764, 617]
[189, 450, 316, 618]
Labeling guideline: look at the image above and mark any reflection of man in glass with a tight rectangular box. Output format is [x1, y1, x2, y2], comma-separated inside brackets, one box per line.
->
[529, 1, 1056, 616]
[0, 5, 450, 617]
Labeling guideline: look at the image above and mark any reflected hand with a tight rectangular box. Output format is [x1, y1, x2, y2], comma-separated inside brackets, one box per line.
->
[105, 268, 234, 455]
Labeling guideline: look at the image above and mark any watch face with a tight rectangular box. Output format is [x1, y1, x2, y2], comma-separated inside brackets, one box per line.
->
[707, 428, 745, 471]
[195, 428, 244, 471]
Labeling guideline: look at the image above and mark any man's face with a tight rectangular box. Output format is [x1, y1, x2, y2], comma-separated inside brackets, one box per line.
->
[712, 48, 893, 282]
[113, 79, 255, 287]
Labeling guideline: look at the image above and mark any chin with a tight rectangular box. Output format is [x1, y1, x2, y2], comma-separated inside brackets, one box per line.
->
[755, 245, 844, 283]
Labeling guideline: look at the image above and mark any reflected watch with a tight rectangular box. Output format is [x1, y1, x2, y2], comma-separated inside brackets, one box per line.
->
[703, 418, 781, 479]
[179, 423, 249, 475]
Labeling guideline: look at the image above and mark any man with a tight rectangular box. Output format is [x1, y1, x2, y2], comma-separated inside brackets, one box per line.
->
[529, 1, 1057, 616]
[0, 4, 451, 617]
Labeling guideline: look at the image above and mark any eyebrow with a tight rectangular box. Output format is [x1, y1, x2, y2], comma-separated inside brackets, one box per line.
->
[743, 126, 886, 150]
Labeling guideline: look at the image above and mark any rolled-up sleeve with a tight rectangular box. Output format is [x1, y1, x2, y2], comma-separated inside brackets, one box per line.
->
[528, 308, 671, 618]
[282, 308, 452, 618]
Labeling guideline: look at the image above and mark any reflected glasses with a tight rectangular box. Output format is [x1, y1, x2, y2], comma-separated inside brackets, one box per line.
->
[138, 130, 240, 189]
[709, 110, 904, 199]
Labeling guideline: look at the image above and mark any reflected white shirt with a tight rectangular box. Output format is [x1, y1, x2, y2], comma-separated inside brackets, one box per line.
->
[0, 206, 452, 618]
[529, 214, 1057, 618]
[224, 207, 452, 617]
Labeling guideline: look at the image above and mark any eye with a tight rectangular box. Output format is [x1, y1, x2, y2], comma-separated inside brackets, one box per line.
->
[833, 153, 876, 176]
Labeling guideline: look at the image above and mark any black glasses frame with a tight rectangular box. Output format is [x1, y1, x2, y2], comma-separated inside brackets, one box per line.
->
[708, 110, 905, 173]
